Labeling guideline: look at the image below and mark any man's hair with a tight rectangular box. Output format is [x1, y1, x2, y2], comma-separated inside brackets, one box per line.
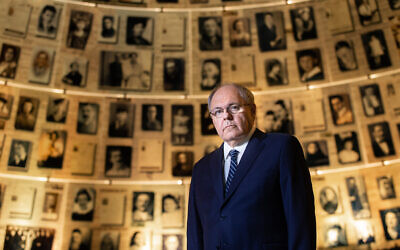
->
[335, 41, 351, 51]
[208, 83, 254, 111]
[330, 95, 344, 102]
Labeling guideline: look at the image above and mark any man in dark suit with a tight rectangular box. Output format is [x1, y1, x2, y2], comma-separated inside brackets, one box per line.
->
[187, 84, 316, 249]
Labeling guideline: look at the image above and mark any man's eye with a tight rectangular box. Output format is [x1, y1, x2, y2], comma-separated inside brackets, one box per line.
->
[214, 110, 223, 115]
[230, 105, 240, 111]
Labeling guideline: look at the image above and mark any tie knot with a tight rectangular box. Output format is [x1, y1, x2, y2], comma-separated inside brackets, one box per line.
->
[229, 149, 239, 159]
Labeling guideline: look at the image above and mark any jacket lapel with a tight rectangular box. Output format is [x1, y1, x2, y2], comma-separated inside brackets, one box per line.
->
[210, 144, 224, 205]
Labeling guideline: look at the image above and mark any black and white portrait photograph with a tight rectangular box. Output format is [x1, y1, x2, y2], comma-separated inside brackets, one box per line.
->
[62, 57, 88, 87]
[259, 99, 294, 135]
[380, 207, 400, 240]
[201, 103, 217, 135]
[368, 121, 395, 157]
[162, 193, 184, 228]
[162, 234, 183, 250]
[69, 228, 91, 250]
[8, 139, 31, 170]
[324, 224, 347, 248]
[389, 15, 400, 52]
[105, 146, 132, 177]
[37, 130, 66, 169]
[3, 3, 31, 38]
[265, 58, 288, 86]
[318, 186, 341, 215]
[355, 221, 375, 245]
[334, 131, 361, 164]
[77, 102, 99, 135]
[132, 191, 154, 223]
[335, 40, 358, 72]
[99, 15, 119, 44]
[66, 10, 93, 50]
[304, 140, 330, 168]
[42, 192, 60, 220]
[0, 93, 13, 119]
[36, 4, 62, 39]
[46, 97, 69, 123]
[200, 58, 221, 90]
[126, 16, 153, 46]
[164, 58, 185, 91]
[355, 0, 381, 26]
[256, 11, 286, 51]
[362, 29, 391, 70]
[199, 17, 223, 51]
[4, 226, 55, 250]
[99, 231, 119, 250]
[346, 176, 371, 219]
[142, 104, 163, 131]
[100, 51, 152, 91]
[290, 6, 317, 41]
[109, 102, 135, 137]
[377, 175, 396, 200]
[171, 105, 193, 145]
[0, 43, 20, 79]
[229, 17, 251, 47]
[172, 151, 194, 177]
[329, 94, 354, 126]
[130, 231, 151, 249]
[360, 84, 384, 117]
[29, 47, 55, 84]
[390, 0, 400, 9]
[15, 96, 39, 131]
[71, 188, 95, 221]
[296, 48, 324, 82]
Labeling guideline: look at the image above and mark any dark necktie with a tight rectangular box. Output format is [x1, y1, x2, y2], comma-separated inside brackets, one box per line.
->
[225, 149, 239, 194]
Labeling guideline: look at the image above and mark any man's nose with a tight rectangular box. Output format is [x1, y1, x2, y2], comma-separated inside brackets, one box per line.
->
[221, 109, 233, 119]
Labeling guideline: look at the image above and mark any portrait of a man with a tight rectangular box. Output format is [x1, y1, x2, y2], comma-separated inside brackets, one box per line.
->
[15, 97, 40, 131]
[360, 84, 384, 117]
[377, 176, 396, 200]
[132, 191, 154, 223]
[362, 29, 391, 70]
[66, 10, 93, 50]
[229, 18, 251, 47]
[105, 146, 131, 177]
[290, 6, 317, 41]
[335, 40, 358, 71]
[42, 192, 60, 220]
[368, 122, 395, 157]
[163, 58, 185, 91]
[142, 104, 163, 131]
[108, 103, 135, 138]
[329, 94, 354, 126]
[296, 49, 324, 82]
[172, 151, 194, 177]
[46, 97, 69, 123]
[256, 11, 286, 51]
[36, 4, 61, 39]
[0, 44, 20, 79]
[346, 176, 371, 219]
[126, 17, 153, 46]
[380, 208, 400, 240]
[198, 17, 223, 51]
[200, 58, 221, 90]
[8, 139, 30, 170]
[77, 102, 99, 135]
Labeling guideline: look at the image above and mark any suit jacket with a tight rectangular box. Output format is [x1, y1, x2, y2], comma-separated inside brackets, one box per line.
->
[187, 130, 316, 250]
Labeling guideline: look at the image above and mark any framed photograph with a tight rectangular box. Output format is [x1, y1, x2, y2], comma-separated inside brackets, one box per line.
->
[229, 54, 255, 86]
[38, 130, 67, 169]
[265, 58, 288, 86]
[296, 98, 326, 133]
[355, 0, 380, 26]
[42, 192, 60, 220]
[4, 226, 55, 250]
[77, 102, 99, 135]
[164, 58, 185, 91]
[36, 4, 62, 39]
[8, 185, 36, 219]
[317, 185, 342, 215]
[0, 43, 21, 79]
[229, 17, 251, 47]
[138, 139, 164, 172]
[172, 151, 194, 177]
[389, 15, 400, 54]
[160, 14, 186, 51]
[99, 231, 120, 249]
[323, 0, 354, 35]
[355, 221, 375, 245]
[259, 99, 294, 134]
[70, 142, 96, 175]
[368, 121, 395, 157]
[61, 56, 88, 87]
[105, 146, 132, 178]
[126, 16, 153, 46]
[386, 82, 400, 117]
[256, 12, 285, 51]
[71, 188, 95, 221]
[3, 3, 32, 38]
[69, 228, 92, 249]
[328, 94, 354, 126]
[7, 139, 31, 170]
[162, 234, 183, 250]
[14, 96, 40, 131]
[98, 191, 126, 225]
[0, 93, 13, 119]
[360, 84, 384, 117]
[29, 47, 55, 84]
[198, 17, 223, 51]
[100, 50, 152, 91]
[47, 97, 69, 123]
[380, 207, 400, 240]
[323, 223, 348, 247]
[296, 48, 324, 82]
[335, 40, 358, 71]
[361, 29, 391, 70]
[98, 15, 119, 44]
[345, 176, 371, 219]
[162, 193, 184, 228]
[66, 10, 93, 50]
[142, 104, 163, 131]
[377, 175, 396, 200]
[334, 131, 361, 164]
[171, 105, 193, 145]
[129, 231, 152, 249]
[304, 140, 329, 168]
[389, 0, 400, 9]
[108, 102, 135, 138]
[290, 6, 317, 41]
[132, 191, 154, 224]
[200, 58, 221, 91]
[201, 103, 217, 135]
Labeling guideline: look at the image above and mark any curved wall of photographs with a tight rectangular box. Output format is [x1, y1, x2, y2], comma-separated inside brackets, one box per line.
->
[1, 0, 400, 249]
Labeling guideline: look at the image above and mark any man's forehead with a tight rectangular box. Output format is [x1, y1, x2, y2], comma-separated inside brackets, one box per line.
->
[211, 86, 242, 107]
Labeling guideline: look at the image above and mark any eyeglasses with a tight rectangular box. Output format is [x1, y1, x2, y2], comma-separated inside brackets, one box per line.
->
[210, 103, 250, 118]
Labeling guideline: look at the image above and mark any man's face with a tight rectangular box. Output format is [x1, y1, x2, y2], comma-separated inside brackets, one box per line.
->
[234, 20, 244, 32]
[373, 125, 384, 142]
[204, 19, 218, 37]
[336, 47, 355, 69]
[136, 194, 150, 211]
[299, 55, 314, 72]
[330, 98, 343, 113]
[23, 101, 33, 114]
[325, 188, 335, 201]
[147, 106, 157, 120]
[386, 212, 398, 228]
[116, 111, 128, 123]
[306, 142, 317, 154]
[264, 14, 274, 26]
[202, 62, 218, 78]
[210, 86, 255, 146]
[82, 105, 94, 121]
[104, 18, 113, 29]
[36, 52, 48, 67]
[133, 23, 144, 37]
[110, 150, 122, 165]
[42, 10, 55, 23]
[365, 87, 374, 96]
[4, 48, 15, 62]
[177, 153, 187, 164]
[166, 61, 176, 74]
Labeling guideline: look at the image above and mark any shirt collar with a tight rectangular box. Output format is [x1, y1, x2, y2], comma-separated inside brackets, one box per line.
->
[224, 126, 256, 160]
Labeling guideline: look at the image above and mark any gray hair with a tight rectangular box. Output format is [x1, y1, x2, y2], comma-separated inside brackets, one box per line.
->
[208, 83, 255, 111]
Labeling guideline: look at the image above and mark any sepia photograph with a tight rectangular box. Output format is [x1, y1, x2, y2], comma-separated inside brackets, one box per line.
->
[164, 58, 185, 91]
[62, 57, 88, 87]
[380, 207, 400, 240]
[259, 99, 294, 135]
[70, 142, 96, 176]
[229, 17, 251, 47]
[304, 140, 329, 168]
[3, 3, 31, 38]
[7, 139, 31, 170]
[0, 43, 21, 79]
[256, 11, 285, 51]
[126, 16, 153, 46]
[159, 14, 186, 51]
[29, 47, 55, 84]
[99, 15, 119, 44]
[138, 139, 164, 172]
[4, 226, 55, 250]
[200, 58, 221, 91]
[355, 221, 375, 245]
[38, 130, 67, 169]
[229, 54, 255, 86]
[390, 0, 400, 9]
[335, 40, 358, 72]
[132, 191, 154, 223]
[162, 193, 184, 228]
[368, 121, 395, 157]
[98, 191, 126, 225]
[377, 175, 396, 200]
[346, 176, 371, 219]
[172, 151, 194, 177]
[77, 102, 99, 135]
[199, 17, 223, 51]
[162, 234, 183, 250]
[142, 104, 163, 131]
[105, 146, 132, 178]
[328, 94, 354, 126]
[355, 0, 380, 26]
[14, 96, 40, 131]
[318, 185, 342, 215]
[359, 83, 384, 117]
[108, 102, 135, 138]
[42, 192, 60, 221]
[0, 93, 13, 119]
[334, 131, 361, 164]
[99, 231, 120, 250]
[130, 230, 151, 249]
[296, 48, 324, 82]
[69, 227, 91, 250]
[8, 185, 36, 219]
[265, 58, 288, 86]
[290, 6, 317, 41]
[389, 15, 400, 54]
[201, 103, 217, 135]
[36, 4, 62, 39]
[324, 223, 347, 247]
[296, 98, 326, 133]
[171, 105, 193, 145]
[72, 188, 95, 221]
[66, 10, 93, 50]
[361, 29, 391, 70]
[46, 97, 69, 123]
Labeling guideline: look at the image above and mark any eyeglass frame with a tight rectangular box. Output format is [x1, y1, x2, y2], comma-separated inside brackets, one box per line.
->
[209, 103, 252, 118]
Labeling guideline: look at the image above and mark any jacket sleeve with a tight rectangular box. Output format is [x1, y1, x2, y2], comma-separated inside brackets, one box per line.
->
[187, 164, 204, 250]
[280, 136, 316, 250]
